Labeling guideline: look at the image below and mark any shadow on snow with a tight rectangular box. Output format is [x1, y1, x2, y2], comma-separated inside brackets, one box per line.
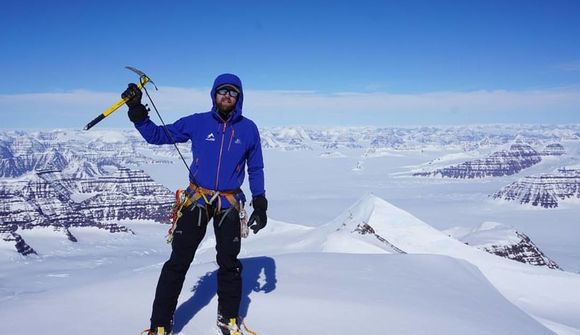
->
[173, 256, 277, 333]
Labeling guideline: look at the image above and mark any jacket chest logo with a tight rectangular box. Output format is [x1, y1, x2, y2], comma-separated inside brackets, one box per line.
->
[205, 133, 216, 142]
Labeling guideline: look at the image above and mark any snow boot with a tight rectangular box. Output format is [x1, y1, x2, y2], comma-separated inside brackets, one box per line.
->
[216, 315, 258, 335]
[140, 326, 172, 335]
[217, 315, 242, 335]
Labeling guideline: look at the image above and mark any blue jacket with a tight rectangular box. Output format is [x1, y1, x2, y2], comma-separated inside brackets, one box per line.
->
[134, 73, 265, 207]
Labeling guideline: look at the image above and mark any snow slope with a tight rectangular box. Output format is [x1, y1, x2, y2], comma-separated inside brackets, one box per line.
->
[0, 252, 554, 335]
[193, 194, 580, 333]
[2, 195, 580, 334]
[348, 195, 580, 332]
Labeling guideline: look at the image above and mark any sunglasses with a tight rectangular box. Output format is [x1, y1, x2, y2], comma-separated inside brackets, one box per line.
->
[216, 88, 239, 98]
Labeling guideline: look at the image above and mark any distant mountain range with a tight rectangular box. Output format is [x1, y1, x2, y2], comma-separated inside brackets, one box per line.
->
[1, 126, 578, 255]
[2, 126, 576, 168]
[258, 125, 580, 151]
[0, 130, 173, 178]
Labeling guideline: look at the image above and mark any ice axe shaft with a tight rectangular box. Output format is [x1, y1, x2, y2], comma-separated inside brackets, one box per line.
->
[83, 66, 153, 131]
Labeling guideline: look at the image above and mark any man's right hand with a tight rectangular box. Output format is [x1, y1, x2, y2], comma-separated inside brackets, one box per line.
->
[122, 83, 148, 123]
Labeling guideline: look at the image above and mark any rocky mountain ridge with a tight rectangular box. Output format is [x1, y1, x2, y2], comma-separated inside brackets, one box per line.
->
[1, 130, 176, 257]
[413, 143, 564, 178]
[274, 194, 564, 271]
[492, 168, 580, 208]
[448, 222, 561, 270]
[1, 167, 173, 256]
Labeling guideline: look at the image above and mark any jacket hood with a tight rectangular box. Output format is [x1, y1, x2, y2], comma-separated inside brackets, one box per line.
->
[211, 73, 243, 122]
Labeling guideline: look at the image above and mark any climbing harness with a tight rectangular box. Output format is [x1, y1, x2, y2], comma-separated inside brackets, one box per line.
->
[166, 182, 248, 243]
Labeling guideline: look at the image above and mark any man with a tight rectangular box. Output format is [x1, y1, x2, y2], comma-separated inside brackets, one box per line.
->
[123, 73, 268, 335]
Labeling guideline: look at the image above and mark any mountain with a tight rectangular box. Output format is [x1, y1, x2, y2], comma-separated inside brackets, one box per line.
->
[492, 168, 580, 208]
[541, 143, 566, 156]
[257, 124, 580, 152]
[77, 167, 174, 222]
[413, 144, 545, 178]
[1, 126, 577, 165]
[446, 222, 561, 269]
[0, 252, 558, 335]
[0, 129, 182, 256]
[0, 167, 173, 256]
[199, 193, 566, 267]
[0, 220, 37, 256]
[196, 195, 580, 332]
[0, 130, 172, 178]
[260, 127, 313, 151]
[3, 194, 578, 334]
[2, 128, 579, 333]
[0, 148, 69, 178]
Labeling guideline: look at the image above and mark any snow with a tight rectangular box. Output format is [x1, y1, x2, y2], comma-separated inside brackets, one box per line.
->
[69, 191, 99, 203]
[0, 248, 557, 335]
[456, 221, 523, 247]
[363, 147, 405, 157]
[319, 151, 346, 158]
[3, 196, 580, 334]
[353, 196, 580, 330]
[82, 129, 132, 143]
[3, 127, 580, 334]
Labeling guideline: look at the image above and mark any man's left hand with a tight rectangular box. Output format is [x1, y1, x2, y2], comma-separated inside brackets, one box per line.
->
[248, 195, 268, 234]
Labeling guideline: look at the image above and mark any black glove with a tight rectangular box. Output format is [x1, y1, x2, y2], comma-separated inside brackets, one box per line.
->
[122, 83, 148, 123]
[248, 195, 268, 234]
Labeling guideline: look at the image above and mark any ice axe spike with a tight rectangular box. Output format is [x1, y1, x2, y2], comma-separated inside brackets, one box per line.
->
[83, 66, 157, 131]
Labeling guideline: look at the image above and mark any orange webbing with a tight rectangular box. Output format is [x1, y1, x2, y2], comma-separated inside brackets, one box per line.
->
[188, 182, 239, 211]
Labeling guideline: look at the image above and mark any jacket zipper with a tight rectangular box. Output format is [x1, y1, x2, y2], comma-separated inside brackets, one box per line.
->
[228, 127, 235, 151]
[215, 122, 227, 190]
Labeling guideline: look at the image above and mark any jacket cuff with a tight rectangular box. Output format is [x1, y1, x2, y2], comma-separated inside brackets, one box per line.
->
[133, 116, 151, 128]
[252, 195, 268, 211]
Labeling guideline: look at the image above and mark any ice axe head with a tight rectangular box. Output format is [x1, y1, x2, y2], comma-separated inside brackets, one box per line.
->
[125, 66, 158, 90]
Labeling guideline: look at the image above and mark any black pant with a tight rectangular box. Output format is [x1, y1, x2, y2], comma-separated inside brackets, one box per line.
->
[150, 204, 242, 330]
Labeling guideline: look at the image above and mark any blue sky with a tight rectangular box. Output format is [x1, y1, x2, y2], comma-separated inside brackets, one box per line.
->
[1, 0, 580, 128]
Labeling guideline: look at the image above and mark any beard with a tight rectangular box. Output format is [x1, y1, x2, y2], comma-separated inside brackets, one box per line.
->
[216, 100, 236, 114]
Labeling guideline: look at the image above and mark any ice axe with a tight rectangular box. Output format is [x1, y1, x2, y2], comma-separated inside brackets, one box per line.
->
[83, 66, 157, 131]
